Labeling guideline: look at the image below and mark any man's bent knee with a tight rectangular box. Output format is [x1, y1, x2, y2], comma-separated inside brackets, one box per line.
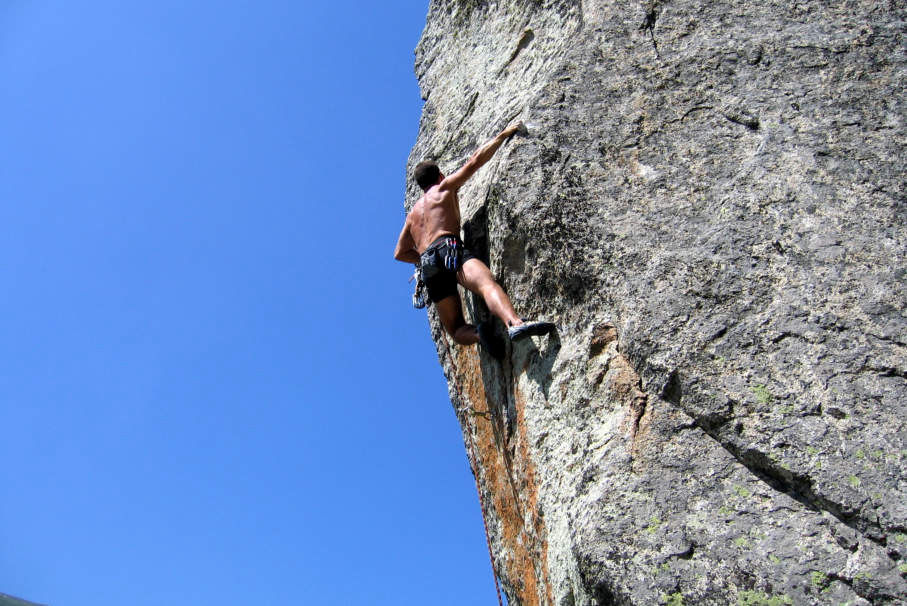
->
[452, 325, 479, 345]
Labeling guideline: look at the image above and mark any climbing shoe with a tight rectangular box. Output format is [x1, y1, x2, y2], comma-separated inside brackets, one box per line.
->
[477, 321, 506, 360]
[508, 320, 556, 341]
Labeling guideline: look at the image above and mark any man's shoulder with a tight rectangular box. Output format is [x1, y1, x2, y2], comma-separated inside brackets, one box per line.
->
[428, 185, 456, 202]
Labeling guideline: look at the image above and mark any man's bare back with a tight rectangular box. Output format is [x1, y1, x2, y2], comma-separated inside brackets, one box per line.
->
[406, 183, 462, 254]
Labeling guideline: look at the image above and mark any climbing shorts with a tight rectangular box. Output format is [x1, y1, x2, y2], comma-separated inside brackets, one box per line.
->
[419, 235, 477, 303]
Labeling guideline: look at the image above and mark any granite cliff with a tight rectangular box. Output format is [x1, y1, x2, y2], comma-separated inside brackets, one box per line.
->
[404, 1, 906, 603]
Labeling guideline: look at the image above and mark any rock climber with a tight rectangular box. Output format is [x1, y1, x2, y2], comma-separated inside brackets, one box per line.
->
[394, 120, 554, 358]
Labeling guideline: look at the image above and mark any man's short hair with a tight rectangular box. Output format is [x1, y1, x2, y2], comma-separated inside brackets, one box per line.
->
[413, 161, 441, 191]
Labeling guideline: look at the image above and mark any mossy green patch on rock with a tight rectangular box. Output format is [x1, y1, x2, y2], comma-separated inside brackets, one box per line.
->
[737, 590, 793, 606]
[646, 515, 662, 534]
[733, 485, 751, 499]
[810, 570, 828, 588]
[751, 384, 773, 405]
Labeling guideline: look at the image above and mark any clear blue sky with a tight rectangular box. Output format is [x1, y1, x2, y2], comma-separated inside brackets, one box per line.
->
[0, 2, 500, 604]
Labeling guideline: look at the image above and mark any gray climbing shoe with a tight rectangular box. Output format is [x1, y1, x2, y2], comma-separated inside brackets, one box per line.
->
[508, 320, 556, 341]
[477, 321, 506, 360]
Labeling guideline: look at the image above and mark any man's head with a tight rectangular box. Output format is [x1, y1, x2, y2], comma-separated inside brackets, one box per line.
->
[413, 161, 442, 191]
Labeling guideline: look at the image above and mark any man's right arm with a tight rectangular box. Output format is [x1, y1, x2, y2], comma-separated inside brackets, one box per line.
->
[440, 121, 523, 192]
[393, 216, 420, 264]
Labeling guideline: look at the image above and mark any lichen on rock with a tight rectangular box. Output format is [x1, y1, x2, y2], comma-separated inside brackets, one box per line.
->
[406, 0, 907, 603]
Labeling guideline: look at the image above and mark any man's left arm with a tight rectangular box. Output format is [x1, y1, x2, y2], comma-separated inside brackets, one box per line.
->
[394, 218, 420, 264]
[439, 120, 523, 192]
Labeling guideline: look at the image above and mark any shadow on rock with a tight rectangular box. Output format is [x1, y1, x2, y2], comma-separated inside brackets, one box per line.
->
[512, 329, 561, 401]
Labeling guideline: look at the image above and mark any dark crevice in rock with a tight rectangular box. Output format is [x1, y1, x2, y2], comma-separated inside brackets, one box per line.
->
[733, 446, 822, 512]
[826, 571, 853, 590]
[723, 110, 761, 131]
[675, 103, 709, 123]
[691, 414, 895, 557]
[872, 365, 906, 379]
[575, 553, 633, 606]
[630, 395, 648, 443]
[826, 406, 847, 420]
[670, 542, 696, 560]
[644, 362, 896, 558]
[499, 28, 535, 75]
[463, 203, 490, 264]
[638, 4, 660, 58]
[660, 369, 682, 404]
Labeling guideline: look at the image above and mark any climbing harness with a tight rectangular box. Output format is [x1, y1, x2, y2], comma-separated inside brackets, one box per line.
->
[419, 236, 463, 279]
[413, 237, 464, 309]
[436, 330, 504, 606]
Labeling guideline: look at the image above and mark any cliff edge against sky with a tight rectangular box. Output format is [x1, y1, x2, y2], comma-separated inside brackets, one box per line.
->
[405, 1, 906, 603]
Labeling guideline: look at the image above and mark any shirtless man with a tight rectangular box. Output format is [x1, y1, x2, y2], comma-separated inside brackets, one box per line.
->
[394, 120, 554, 358]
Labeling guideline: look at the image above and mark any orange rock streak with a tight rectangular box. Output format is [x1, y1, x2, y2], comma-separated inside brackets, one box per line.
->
[453, 346, 553, 606]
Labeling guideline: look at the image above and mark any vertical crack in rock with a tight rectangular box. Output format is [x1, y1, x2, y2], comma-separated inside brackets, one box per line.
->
[638, 3, 660, 58]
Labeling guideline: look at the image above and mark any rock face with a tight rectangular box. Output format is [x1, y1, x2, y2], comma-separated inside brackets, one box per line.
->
[405, 1, 906, 603]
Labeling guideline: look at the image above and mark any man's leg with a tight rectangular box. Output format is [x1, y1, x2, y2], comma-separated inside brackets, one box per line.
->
[458, 258, 522, 328]
[435, 294, 479, 345]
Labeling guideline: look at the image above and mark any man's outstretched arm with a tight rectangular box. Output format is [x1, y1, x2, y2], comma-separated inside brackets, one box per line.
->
[440, 120, 523, 192]
[394, 217, 420, 264]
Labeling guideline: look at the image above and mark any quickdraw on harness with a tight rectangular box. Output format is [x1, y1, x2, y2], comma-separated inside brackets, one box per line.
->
[442, 236, 463, 272]
[410, 267, 427, 309]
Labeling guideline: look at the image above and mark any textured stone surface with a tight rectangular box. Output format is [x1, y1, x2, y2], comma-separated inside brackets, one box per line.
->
[406, 1, 906, 604]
